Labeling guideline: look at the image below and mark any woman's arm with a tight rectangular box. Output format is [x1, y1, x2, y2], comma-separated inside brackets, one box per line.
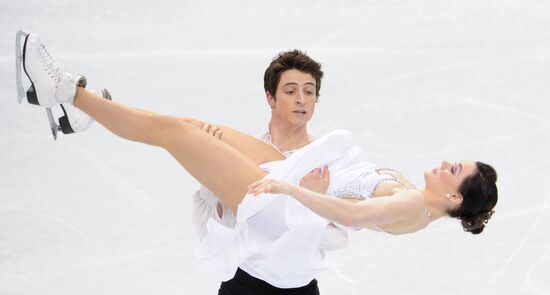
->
[248, 179, 414, 227]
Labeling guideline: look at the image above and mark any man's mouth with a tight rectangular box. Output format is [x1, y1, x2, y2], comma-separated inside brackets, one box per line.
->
[293, 110, 307, 114]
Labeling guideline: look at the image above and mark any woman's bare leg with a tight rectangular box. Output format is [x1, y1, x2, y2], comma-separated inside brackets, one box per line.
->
[73, 87, 284, 213]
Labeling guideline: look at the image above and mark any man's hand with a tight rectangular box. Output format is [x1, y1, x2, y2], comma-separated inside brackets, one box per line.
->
[299, 165, 330, 194]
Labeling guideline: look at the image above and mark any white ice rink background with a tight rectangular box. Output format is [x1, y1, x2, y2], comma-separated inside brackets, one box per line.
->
[1, 1, 549, 294]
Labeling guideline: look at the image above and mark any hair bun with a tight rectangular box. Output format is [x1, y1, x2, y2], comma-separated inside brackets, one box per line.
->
[478, 164, 498, 183]
[461, 211, 494, 235]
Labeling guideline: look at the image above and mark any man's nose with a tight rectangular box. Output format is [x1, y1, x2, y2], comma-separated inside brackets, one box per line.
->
[441, 160, 452, 169]
[295, 91, 306, 104]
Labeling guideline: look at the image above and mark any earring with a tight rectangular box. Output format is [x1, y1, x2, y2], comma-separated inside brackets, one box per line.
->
[446, 193, 457, 200]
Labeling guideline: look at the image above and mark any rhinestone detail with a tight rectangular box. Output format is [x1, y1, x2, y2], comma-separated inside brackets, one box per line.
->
[331, 171, 397, 200]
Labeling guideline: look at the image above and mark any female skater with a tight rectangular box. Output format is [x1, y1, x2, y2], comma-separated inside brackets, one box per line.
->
[18, 32, 497, 294]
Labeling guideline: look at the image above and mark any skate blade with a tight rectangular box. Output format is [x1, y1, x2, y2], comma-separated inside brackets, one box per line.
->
[15, 30, 29, 104]
[46, 107, 59, 140]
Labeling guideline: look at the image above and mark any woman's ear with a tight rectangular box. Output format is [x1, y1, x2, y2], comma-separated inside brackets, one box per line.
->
[448, 193, 463, 205]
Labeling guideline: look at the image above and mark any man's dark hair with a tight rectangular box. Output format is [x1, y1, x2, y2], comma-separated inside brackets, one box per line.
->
[264, 49, 324, 99]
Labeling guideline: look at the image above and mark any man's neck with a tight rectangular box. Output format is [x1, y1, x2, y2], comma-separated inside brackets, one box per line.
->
[268, 121, 311, 153]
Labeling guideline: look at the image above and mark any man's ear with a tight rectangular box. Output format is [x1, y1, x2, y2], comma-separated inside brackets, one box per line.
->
[266, 91, 276, 108]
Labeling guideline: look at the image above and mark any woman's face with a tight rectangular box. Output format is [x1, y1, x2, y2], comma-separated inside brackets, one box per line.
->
[424, 160, 478, 198]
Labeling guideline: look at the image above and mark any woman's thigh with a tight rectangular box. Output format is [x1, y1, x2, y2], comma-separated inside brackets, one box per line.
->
[164, 123, 271, 214]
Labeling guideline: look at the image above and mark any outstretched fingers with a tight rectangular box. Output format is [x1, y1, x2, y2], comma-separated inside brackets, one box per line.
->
[247, 179, 292, 196]
[247, 179, 272, 195]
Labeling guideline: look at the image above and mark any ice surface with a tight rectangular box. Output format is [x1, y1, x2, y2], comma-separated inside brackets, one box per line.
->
[1, 1, 549, 294]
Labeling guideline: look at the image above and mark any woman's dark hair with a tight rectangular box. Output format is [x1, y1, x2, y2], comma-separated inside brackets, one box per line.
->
[264, 49, 324, 99]
[449, 162, 498, 235]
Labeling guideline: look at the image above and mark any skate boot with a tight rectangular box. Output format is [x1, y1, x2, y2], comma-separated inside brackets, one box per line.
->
[15, 30, 86, 107]
[16, 30, 91, 139]
[59, 88, 112, 134]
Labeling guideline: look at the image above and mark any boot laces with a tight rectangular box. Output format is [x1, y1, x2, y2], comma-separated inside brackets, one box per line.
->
[39, 43, 61, 84]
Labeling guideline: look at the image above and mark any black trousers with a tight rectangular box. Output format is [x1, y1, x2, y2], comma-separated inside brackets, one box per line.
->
[218, 268, 320, 295]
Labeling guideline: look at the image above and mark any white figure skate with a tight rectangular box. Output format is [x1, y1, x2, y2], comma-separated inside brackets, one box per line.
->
[59, 88, 112, 134]
[15, 30, 106, 139]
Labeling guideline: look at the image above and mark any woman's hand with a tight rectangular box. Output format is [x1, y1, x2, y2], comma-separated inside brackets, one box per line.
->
[200, 122, 223, 139]
[300, 165, 330, 194]
[247, 179, 294, 196]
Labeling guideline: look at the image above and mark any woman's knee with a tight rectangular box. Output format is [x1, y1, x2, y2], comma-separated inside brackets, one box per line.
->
[179, 117, 203, 128]
[148, 115, 196, 147]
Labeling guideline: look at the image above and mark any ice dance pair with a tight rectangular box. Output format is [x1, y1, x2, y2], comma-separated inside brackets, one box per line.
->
[16, 30, 498, 294]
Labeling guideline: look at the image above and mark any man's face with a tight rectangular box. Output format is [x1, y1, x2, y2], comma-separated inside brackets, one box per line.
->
[268, 69, 317, 127]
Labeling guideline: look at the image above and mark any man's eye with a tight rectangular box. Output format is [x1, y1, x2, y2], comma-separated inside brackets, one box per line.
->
[285, 91, 294, 95]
